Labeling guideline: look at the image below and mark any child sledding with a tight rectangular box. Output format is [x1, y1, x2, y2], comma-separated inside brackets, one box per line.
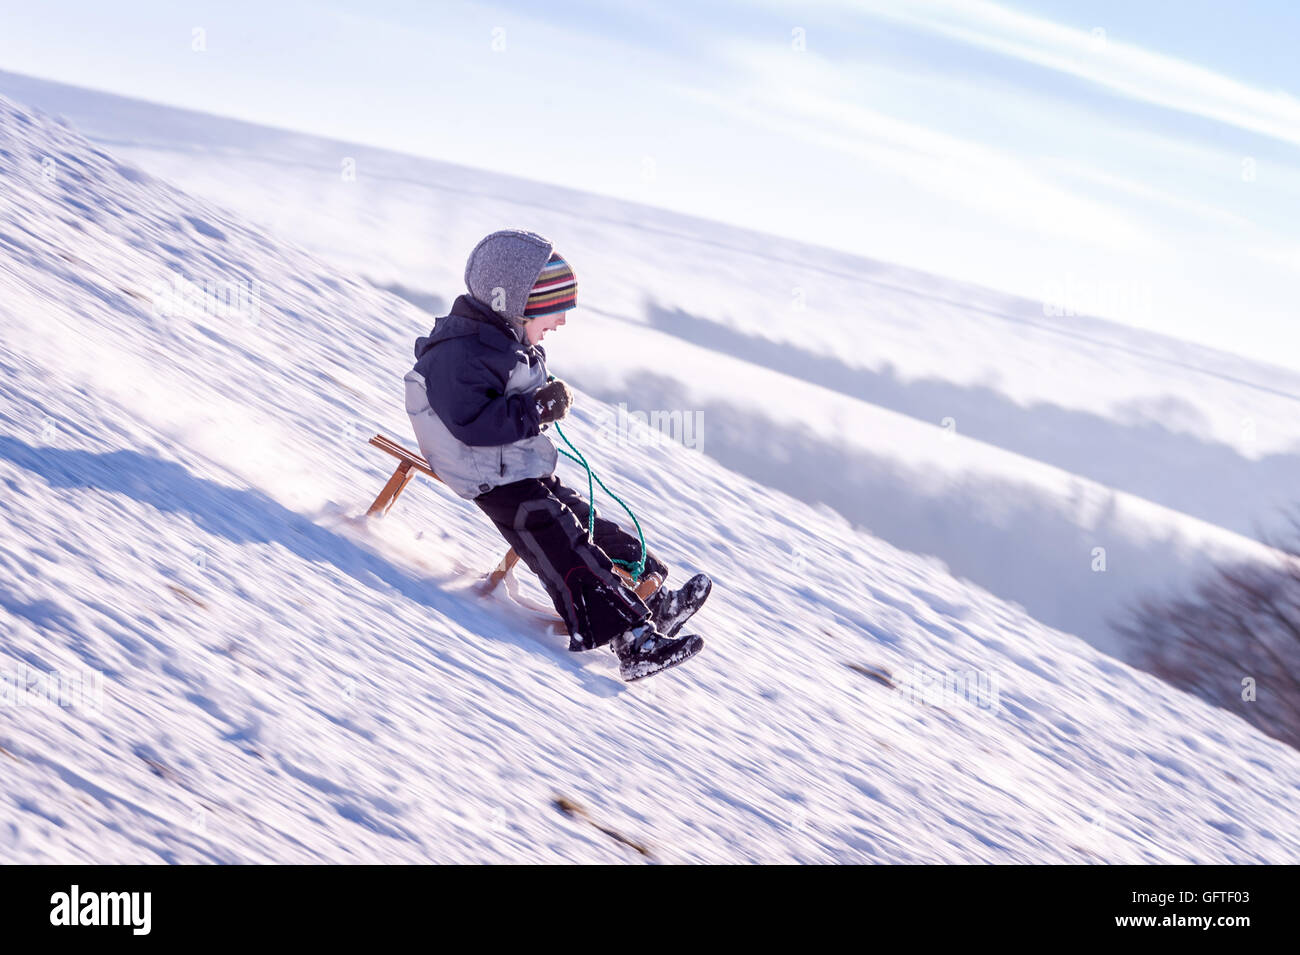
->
[403, 229, 710, 680]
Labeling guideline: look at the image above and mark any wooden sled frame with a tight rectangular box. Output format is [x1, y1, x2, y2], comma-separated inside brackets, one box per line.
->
[367, 435, 663, 628]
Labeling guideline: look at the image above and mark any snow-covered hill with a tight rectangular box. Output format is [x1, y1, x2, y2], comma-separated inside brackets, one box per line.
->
[3, 70, 1294, 657]
[2, 94, 1299, 863]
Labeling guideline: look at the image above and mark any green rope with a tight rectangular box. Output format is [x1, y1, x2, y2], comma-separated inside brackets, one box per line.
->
[551, 419, 648, 583]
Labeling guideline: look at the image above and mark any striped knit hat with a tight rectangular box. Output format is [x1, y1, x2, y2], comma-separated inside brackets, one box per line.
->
[524, 252, 577, 318]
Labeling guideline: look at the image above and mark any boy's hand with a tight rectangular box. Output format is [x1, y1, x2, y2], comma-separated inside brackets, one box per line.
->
[535, 378, 573, 424]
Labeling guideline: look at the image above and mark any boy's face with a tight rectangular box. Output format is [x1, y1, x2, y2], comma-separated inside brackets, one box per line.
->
[525, 310, 567, 345]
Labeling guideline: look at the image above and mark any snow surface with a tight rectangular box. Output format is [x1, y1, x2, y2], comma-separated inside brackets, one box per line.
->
[4, 71, 1295, 657]
[2, 90, 1299, 863]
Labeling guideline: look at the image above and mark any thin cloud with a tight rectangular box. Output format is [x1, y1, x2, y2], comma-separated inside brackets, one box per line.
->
[837, 0, 1300, 147]
[684, 42, 1155, 251]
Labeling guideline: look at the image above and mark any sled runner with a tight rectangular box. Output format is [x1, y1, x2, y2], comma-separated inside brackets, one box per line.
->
[366, 434, 663, 629]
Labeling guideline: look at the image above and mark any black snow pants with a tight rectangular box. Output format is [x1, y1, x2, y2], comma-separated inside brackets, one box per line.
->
[474, 475, 669, 651]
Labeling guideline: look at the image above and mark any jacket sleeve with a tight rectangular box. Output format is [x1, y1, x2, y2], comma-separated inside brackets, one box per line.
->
[427, 344, 542, 447]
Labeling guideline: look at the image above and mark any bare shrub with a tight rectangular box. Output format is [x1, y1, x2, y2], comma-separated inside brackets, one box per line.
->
[1116, 513, 1300, 751]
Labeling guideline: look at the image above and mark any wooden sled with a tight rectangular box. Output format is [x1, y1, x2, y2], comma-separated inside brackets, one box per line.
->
[367, 435, 663, 631]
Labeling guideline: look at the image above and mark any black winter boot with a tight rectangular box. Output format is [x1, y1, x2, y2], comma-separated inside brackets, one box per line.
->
[645, 573, 712, 640]
[609, 621, 704, 682]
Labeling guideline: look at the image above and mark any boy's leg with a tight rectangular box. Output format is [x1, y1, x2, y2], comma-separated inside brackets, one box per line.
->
[546, 477, 711, 643]
[545, 476, 670, 584]
[474, 477, 650, 651]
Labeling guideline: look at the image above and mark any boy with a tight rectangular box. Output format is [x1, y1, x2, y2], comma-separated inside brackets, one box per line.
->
[403, 229, 710, 681]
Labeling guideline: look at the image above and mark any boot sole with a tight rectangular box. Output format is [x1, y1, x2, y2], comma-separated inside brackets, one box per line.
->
[620, 636, 705, 682]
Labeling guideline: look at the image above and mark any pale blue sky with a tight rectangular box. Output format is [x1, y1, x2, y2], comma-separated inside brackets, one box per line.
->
[2, 0, 1298, 368]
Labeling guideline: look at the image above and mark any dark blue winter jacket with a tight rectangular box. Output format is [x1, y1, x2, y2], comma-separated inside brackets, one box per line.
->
[404, 294, 558, 498]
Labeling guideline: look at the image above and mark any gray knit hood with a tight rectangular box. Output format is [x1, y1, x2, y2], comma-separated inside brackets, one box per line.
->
[463, 229, 556, 321]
